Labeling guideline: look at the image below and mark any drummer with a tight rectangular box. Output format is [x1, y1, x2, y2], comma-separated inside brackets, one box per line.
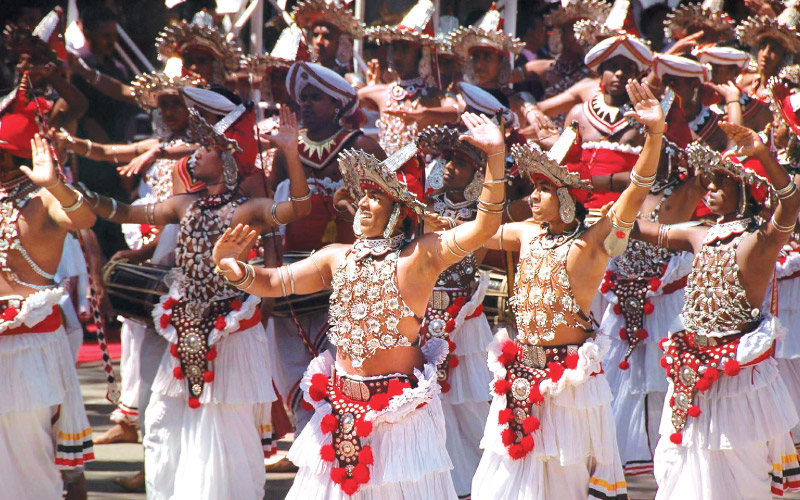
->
[263, 62, 384, 471]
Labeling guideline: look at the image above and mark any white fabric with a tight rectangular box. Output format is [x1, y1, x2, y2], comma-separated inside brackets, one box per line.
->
[286, 62, 359, 116]
[775, 259, 800, 358]
[182, 87, 236, 115]
[692, 45, 750, 69]
[143, 392, 270, 500]
[654, 54, 711, 83]
[59, 294, 83, 362]
[111, 319, 147, 426]
[776, 357, 800, 448]
[655, 360, 799, 499]
[0, 406, 63, 500]
[285, 347, 458, 499]
[472, 332, 627, 500]
[584, 34, 654, 73]
[458, 82, 519, 129]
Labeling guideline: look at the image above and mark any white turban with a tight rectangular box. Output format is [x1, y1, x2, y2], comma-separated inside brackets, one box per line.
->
[692, 45, 750, 70]
[653, 54, 711, 83]
[182, 87, 237, 116]
[458, 82, 519, 129]
[286, 62, 358, 117]
[584, 34, 653, 73]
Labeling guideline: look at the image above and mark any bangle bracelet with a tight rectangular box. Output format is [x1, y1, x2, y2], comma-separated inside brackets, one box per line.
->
[145, 203, 156, 225]
[442, 216, 456, 229]
[290, 190, 312, 202]
[228, 261, 253, 288]
[774, 180, 797, 199]
[277, 266, 288, 297]
[630, 170, 656, 188]
[478, 205, 504, 214]
[43, 177, 61, 189]
[772, 213, 797, 233]
[85, 139, 93, 158]
[309, 252, 328, 287]
[444, 231, 470, 258]
[92, 69, 101, 85]
[499, 224, 505, 251]
[483, 178, 506, 185]
[609, 174, 615, 192]
[61, 190, 85, 212]
[112, 145, 119, 164]
[286, 264, 296, 295]
[505, 202, 517, 222]
[487, 150, 505, 160]
[608, 207, 635, 229]
[657, 223, 670, 248]
[108, 198, 118, 219]
[726, 100, 740, 105]
[478, 198, 506, 208]
[270, 203, 287, 226]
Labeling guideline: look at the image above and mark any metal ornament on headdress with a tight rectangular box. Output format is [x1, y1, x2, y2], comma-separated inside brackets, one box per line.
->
[574, 0, 639, 47]
[241, 24, 306, 100]
[338, 143, 427, 217]
[188, 108, 243, 190]
[546, 0, 611, 28]
[418, 125, 487, 198]
[512, 123, 590, 223]
[130, 72, 203, 109]
[663, 0, 734, 42]
[291, 0, 364, 37]
[447, 3, 525, 63]
[736, 1, 800, 55]
[155, 12, 243, 72]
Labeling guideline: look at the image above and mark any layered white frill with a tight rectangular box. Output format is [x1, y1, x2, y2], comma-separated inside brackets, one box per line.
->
[655, 317, 800, 499]
[775, 251, 800, 359]
[600, 252, 693, 471]
[0, 288, 93, 468]
[150, 290, 275, 406]
[472, 331, 627, 500]
[285, 339, 458, 500]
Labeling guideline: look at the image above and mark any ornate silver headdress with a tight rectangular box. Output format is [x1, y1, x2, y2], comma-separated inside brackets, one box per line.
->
[188, 108, 242, 190]
[545, 0, 611, 28]
[418, 125, 487, 199]
[663, 0, 734, 42]
[130, 71, 202, 109]
[736, 3, 800, 55]
[155, 11, 243, 73]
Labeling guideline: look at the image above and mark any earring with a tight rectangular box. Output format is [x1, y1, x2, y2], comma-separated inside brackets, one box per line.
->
[737, 180, 747, 217]
[557, 187, 576, 223]
[222, 152, 238, 190]
[334, 107, 341, 116]
[353, 207, 363, 237]
[384, 204, 401, 238]
[464, 169, 485, 202]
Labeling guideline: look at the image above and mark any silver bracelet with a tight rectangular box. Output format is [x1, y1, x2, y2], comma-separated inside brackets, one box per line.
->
[270, 203, 287, 226]
[60, 190, 85, 212]
[442, 216, 456, 229]
[608, 207, 635, 229]
[452, 230, 470, 255]
[657, 223, 670, 248]
[487, 150, 505, 160]
[228, 261, 254, 288]
[290, 190, 312, 202]
[498, 224, 505, 251]
[85, 139, 93, 158]
[771, 213, 797, 233]
[483, 178, 506, 185]
[43, 177, 62, 190]
[478, 198, 506, 208]
[774, 180, 797, 200]
[277, 266, 288, 297]
[286, 264, 296, 295]
[145, 203, 156, 225]
[630, 170, 656, 188]
[108, 198, 118, 219]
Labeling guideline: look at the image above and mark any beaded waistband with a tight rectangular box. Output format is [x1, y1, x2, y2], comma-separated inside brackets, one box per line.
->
[333, 370, 417, 403]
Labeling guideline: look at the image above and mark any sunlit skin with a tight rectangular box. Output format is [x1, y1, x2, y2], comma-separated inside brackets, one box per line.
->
[527, 178, 562, 224]
[84, 20, 118, 60]
[599, 56, 638, 105]
[157, 95, 190, 134]
[757, 38, 786, 78]
[311, 23, 341, 66]
[181, 47, 217, 83]
[704, 172, 745, 219]
[471, 48, 504, 87]
[388, 40, 423, 80]
[442, 153, 479, 197]
[711, 64, 741, 86]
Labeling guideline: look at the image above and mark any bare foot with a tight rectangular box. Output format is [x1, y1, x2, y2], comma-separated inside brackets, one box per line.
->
[114, 470, 145, 492]
[93, 422, 139, 445]
[265, 456, 298, 473]
[63, 472, 87, 500]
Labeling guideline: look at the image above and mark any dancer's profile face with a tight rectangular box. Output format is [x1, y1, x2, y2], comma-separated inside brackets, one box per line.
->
[192, 147, 224, 182]
[704, 172, 740, 216]
[298, 85, 338, 128]
[311, 23, 340, 63]
[357, 187, 400, 238]
[471, 48, 503, 86]
[528, 178, 560, 224]
[442, 153, 478, 191]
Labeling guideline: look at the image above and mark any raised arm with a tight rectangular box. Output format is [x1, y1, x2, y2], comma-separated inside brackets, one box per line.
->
[54, 128, 159, 165]
[79, 186, 185, 226]
[212, 224, 342, 297]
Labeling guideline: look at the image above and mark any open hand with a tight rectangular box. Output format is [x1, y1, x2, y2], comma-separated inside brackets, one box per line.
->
[117, 149, 156, 177]
[20, 134, 60, 188]
[259, 106, 298, 152]
[213, 223, 258, 279]
[624, 79, 665, 134]
[719, 120, 766, 158]
[705, 81, 741, 104]
[460, 112, 504, 155]
[333, 187, 356, 216]
[665, 31, 704, 56]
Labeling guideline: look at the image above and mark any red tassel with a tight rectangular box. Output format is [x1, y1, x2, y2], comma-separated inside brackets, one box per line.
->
[341, 477, 359, 495]
[635, 328, 649, 340]
[695, 378, 711, 392]
[215, 315, 226, 331]
[669, 396, 675, 407]
[669, 432, 683, 445]
[387, 379, 410, 398]
[643, 302, 655, 314]
[498, 408, 513, 425]
[724, 359, 741, 377]
[448, 357, 460, 368]
[369, 393, 390, 411]
[359, 446, 374, 466]
[649, 277, 662, 291]
[600, 282, 611, 294]
[352, 464, 370, 484]
[170, 344, 179, 357]
[522, 416, 540, 434]
[163, 297, 177, 310]
[704, 367, 719, 382]
[188, 397, 201, 409]
[547, 362, 564, 383]
[203, 370, 215, 383]
[618, 360, 630, 370]
[444, 320, 456, 333]
[508, 444, 526, 460]
[355, 420, 373, 437]
[231, 299, 243, 311]
[660, 357, 668, 369]
[613, 304, 622, 315]
[320, 444, 335, 462]
[619, 328, 628, 340]
[173, 366, 184, 380]
[501, 428, 514, 446]
[615, 230, 626, 239]
[688, 405, 701, 417]
[499, 341, 520, 366]
[493, 379, 511, 395]
[309, 385, 328, 402]
[330, 467, 347, 485]
[320, 414, 339, 434]
[205, 347, 217, 361]
[160, 314, 171, 330]
[520, 434, 534, 452]
[529, 383, 544, 404]
[565, 353, 579, 369]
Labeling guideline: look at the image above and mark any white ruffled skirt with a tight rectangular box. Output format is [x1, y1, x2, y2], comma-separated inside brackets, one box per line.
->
[285, 342, 458, 500]
[471, 332, 627, 500]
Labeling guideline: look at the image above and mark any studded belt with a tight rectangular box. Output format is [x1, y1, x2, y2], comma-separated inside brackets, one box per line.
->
[428, 287, 474, 312]
[517, 342, 580, 370]
[333, 371, 416, 402]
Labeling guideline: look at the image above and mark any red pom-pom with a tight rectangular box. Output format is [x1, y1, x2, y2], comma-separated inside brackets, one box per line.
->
[453, 297, 467, 308]
[1, 307, 18, 321]
[493, 379, 511, 395]
[205, 347, 217, 361]
[520, 434, 534, 452]
[140, 223, 152, 236]
[696, 378, 711, 392]
[247, 248, 258, 260]
[618, 360, 631, 370]
[341, 477, 359, 495]
[600, 282, 611, 294]
[658, 338, 670, 351]
[215, 315, 226, 331]
[635, 328, 649, 340]
[359, 446, 374, 465]
[320, 414, 339, 434]
[669, 396, 675, 407]
[170, 344, 179, 357]
[188, 397, 201, 409]
[508, 444, 527, 460]
[160, 314, 171, 330]
[173, 366, 184, 379]
[320, 444, 336, 462]
[529, 383, 544, 404]
[501, 428, 514, 446]
[688, 405, 701, 418]
[643, 302, 655, 315]
[724, 359, 741, 377]
[163, 297, 177, 310]
[309, 385, 328, 402]
[369, 393, 390, 411]
[649, 277, 662, 291]
[203, 370, 215, 383]
[301, 399, 314, 412]
[498, 342, 519, 365]
[447, 339, 457, 352]
[615, 230, 626, 239]
[522, 416, 540, 434]
[330, 467, 347, 485]
[565, 353, 579, 369]
[355, 420, 373, 437]
[448, 356, 460, 368]
[619, 328, 629, 340]
[447, 304, 460, 317]
[704, 367, 719, 382]
[547, 362, 564, 383]
[444, 320, 456, 333]
[311, 373, 329, 388]
[670, 432, 683, 445]
[498, 408, 513, 425]
[613, 304, 622, 315]
[440, 380, 451, 393]
[660, 357, 669, 369]
[231, 299, 243, 311]
[387, 379, 410, 398]
[352, 464, 370, 484]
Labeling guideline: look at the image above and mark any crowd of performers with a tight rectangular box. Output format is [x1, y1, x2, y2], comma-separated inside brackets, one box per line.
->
[4, 0, 800, 499]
